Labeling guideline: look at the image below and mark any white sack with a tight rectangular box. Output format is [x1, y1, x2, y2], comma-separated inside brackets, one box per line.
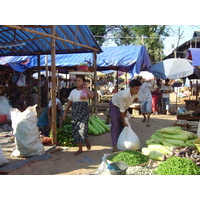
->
[0, 96, 11, 120]
[10, 105, 45, 157]
[0, 147, 8, 166]
[117, 112, 141, 151]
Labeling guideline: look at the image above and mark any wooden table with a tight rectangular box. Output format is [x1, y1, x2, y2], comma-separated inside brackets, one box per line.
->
[184, 100, 199, 110]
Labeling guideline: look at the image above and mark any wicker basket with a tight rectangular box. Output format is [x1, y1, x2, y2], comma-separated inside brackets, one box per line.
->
[106, 151, 149, 167]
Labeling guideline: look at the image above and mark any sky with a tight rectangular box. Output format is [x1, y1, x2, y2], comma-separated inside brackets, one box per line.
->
[163, 25, 200, 55]
[101, 25, 200, 57]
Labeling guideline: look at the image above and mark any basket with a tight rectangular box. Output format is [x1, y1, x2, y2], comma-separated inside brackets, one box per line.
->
[106, 152, 149, 167]
[0, 114, 7, 122]
[108, 162, 128, 175]
[193, 138, 200, 152]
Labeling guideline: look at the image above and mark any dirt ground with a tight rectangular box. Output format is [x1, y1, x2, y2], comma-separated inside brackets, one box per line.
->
[0, 93, 190, 175]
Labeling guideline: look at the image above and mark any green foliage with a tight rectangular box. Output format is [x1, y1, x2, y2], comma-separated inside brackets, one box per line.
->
[108, 150, 149, 166]
[155, 156, 200, 175]
[88, 25, 107, 46]
[50, 116, 76, 147]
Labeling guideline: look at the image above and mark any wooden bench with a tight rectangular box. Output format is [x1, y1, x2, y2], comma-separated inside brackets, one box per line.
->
[173, 119, 188, 130]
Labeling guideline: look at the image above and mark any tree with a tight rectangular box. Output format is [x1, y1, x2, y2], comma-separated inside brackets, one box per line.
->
[88, 25, 107, 46]
[89, 25, 171, 63]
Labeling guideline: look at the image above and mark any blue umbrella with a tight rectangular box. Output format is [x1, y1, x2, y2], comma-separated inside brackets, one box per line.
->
[149, 58, 194, 80]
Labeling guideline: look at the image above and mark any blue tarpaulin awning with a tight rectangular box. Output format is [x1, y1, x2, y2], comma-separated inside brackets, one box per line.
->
[0, 25, 101, 56]
[187, 48, 200, 78]
[0, 45, 151, 75]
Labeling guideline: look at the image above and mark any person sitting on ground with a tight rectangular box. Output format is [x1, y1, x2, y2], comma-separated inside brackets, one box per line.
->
[12, 92, 27, 112]
[37, 97, 63, 136]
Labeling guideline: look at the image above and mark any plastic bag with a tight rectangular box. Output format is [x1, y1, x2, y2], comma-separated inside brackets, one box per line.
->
[117, 112, 141, 151]
[80, 88, 88, 100]
[94, 154, 110, 175]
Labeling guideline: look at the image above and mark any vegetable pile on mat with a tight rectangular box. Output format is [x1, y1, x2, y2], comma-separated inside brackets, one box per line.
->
[141, 126, 198, 161]
[155, 157, 200, 175]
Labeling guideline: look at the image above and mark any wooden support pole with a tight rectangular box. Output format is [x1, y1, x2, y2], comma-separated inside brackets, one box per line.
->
[51, 26, 57, 144]
[116, 70, 119, 92]
[93, 51, 98, 114]
[45, 55, 49, 101]
[37, 55, 41, 112]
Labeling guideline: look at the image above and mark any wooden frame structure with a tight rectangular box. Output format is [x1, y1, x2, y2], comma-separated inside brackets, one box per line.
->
[0, 25, 101, 144]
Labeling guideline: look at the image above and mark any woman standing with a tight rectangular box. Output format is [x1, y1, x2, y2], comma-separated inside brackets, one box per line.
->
[63, 76, 94, 155]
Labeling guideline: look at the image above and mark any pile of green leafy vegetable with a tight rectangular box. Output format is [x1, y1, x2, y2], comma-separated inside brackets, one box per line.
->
[50, 116, 76, 147]
[155, 157, 200, 175]
[108, 150, 149, 166]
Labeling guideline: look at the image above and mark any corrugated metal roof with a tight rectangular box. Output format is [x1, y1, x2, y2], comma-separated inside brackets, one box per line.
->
[0, 25, 102, 56]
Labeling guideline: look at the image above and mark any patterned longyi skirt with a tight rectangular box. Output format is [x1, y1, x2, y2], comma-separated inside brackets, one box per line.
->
[71, 102, 89, 144]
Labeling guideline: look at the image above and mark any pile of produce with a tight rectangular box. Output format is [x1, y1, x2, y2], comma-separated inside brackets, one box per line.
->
[50, 116, 76, 147]
[126, 166, 155, 175]
[142, 126, 198, 161]
[107, 150, 149, 166]
[170, 146, 200, 166]
[88, 114, 110, 135]
[155, 156, 200, 175]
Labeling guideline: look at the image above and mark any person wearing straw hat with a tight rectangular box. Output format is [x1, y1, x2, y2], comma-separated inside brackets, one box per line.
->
[63, 75, 94, 155]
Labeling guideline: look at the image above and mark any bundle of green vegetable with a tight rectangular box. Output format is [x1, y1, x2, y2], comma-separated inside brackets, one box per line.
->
[88, 114, 110, 135]
[155, 156, 200, 175]
[107, 150, 149, 166]
[50, 116, 76, 147]
[142, 126, 198, 161]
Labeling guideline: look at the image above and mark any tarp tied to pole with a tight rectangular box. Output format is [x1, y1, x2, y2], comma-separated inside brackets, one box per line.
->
[0, 45, 151, 76]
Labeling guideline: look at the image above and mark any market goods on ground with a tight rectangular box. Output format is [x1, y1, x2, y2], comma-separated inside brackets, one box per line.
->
[88, 114, 110, 135]
[107, 150, 149, 166]
[155, 156, 200, 175]
[142, 126, 198, 161]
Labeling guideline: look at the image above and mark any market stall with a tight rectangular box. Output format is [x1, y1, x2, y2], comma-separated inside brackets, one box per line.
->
[0, 25, 102, 145]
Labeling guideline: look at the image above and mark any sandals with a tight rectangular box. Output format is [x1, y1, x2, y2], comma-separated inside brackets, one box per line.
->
[141, 119, 146, 123]
[74, 150, 82, 155]
[86, 142, 91, 150]
[146, 123, 151, 127]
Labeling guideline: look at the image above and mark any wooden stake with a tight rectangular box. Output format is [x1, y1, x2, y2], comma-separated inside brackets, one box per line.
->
[37, 55, 41, 113]
[93, 51, 98, 114]
[51, 26, 57, 144]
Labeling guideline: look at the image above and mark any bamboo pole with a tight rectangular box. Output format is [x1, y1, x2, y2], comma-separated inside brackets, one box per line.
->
[51, 26, 57, 144]
[93, 51, 98, 114]
[3, 25, 99, 52]
[37, 55, 41, 113]
[45, 55, 49, 101]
